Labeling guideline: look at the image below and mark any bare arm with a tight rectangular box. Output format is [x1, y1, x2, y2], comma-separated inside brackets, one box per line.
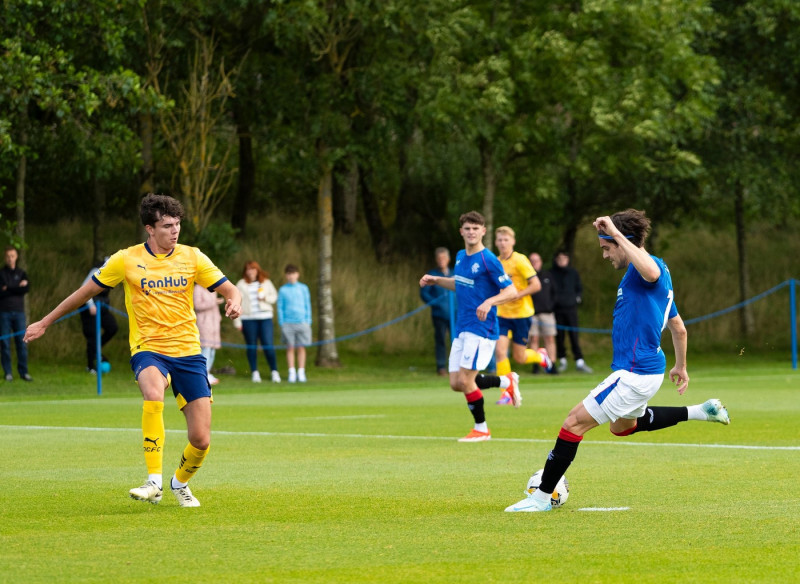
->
[666, 314, 689, 394]
[24, 280, 105, 342]
[594, 216, 661, 282]
[512, 275, 541, 301]
[420, 274, 456, 291]
[215, 280, 243, 319]
[476, 284, 517, 321]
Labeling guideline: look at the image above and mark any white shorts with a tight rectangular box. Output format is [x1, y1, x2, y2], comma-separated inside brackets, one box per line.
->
[449, 331, 496, 373]
[582, 369, 665, 424]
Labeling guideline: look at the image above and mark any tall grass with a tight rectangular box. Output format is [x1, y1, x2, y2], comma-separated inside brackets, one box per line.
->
[24, 214, 430, 364]
[22, 215, 800, 366]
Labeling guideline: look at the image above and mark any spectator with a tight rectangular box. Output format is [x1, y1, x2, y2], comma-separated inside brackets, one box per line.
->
[234, 261, 280, 383]
[80, 258, 119, 374]
[552, 250, 593, 373]
[277, 264, 312, 383]
[194, 283, 223, 385]
[0, 246, 31, 382]
[527, 252, 557, 375]
[419, 247, 455, 376]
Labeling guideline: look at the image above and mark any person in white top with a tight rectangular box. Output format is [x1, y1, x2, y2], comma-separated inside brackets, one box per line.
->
[233, 261, 280, 382]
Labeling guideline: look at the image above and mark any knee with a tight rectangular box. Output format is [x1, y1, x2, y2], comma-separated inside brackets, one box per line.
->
[189, 433, 210, 451]
[449, 378, 467, 393]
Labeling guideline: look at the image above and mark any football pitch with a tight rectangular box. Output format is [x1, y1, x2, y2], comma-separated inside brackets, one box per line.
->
[1, 361, 798, 583]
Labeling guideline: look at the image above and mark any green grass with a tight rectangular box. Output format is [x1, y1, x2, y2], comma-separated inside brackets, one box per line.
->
[1, 358, 798, 583]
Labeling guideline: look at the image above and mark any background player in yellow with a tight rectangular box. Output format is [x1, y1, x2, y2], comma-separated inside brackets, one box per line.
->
[494, 227, 553, 405]
[24, 193, 242, 507]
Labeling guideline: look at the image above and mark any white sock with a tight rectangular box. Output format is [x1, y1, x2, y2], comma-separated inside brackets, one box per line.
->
[687, 404, 708, 421]
[499, 376, 510, 389]
[148, 474, 163, 489]
[171, 475, 188, 489]
[533, 488, 552, 501]
[577, 358, 585, 367]
[475, 422, 488, 433]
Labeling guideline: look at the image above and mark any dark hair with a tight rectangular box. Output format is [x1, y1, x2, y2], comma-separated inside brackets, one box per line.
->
[459, 210, 485, 227]
[603, 208, 651, 248]
[284, 263, 299, 274]
[242, 260, 269, 283]
[140, 193, 184, 227]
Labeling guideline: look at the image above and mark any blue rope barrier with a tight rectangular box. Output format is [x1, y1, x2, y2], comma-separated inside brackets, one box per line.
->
[683, 280, 790, 325]
[9, 280, 799, 370]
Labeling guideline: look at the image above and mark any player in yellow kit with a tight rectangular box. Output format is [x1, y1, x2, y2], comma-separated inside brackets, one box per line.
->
[24, 194, 242, 507]
[494, 227, 553, 405]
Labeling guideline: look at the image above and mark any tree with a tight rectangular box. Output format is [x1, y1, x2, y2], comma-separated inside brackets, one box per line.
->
[152, 30, 241, 234]
[696, 0, 800, 337]
[514, 0, 720, 253]
[0, 0, 152, 257]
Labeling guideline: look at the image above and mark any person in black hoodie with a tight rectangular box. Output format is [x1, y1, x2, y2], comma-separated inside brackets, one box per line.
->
[528, 252, 558, 374]
[0, 246, 31, 381]
[551, 250, 592, 373]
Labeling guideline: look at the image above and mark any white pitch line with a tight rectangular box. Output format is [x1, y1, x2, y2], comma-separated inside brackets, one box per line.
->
[293, 415, 388, 420]
[578, 507, 630, 512]
[0, 424, 798, 451]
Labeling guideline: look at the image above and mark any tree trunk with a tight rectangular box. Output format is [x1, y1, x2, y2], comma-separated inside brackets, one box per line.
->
[15, 126, 27, 258]
[232, 114, 254, 237]
[316, 148, 341, 367]
[92, 179, 106, 266]
[480, 140, 495, 248]
[140, 112, 154, 195]
[360, 168, 391, 262]
[735, 183, 754, 337]
[342, 156, 358, 234]
[15, 123, 27, 322]
[138, 112, 154, 241]
[560, 173, 579, 255]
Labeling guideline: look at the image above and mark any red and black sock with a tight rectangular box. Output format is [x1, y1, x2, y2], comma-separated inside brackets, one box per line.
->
[539, 428, 582, 494]
[465, 389, 485, 424]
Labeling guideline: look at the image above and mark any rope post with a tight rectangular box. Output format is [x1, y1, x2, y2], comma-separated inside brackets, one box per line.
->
[791, 279, 797, 371]
[95, 300, 103, 396]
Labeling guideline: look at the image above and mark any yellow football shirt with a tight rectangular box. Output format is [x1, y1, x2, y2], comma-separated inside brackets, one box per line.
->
[93, 243, 227, 357]
[497, 251, 537, 319]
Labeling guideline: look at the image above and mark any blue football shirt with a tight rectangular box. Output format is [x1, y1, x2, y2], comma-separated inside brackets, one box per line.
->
[610, 256, 679, 374]
[453, 248, 512, 340]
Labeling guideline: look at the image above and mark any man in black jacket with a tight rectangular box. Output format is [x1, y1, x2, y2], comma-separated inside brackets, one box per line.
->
[0, 246, 31, 381]
[551, 251, 592, 373]
[528, 252, 558, 374]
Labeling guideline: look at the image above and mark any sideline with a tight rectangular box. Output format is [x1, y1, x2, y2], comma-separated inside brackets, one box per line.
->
[0, 424, 797, 451]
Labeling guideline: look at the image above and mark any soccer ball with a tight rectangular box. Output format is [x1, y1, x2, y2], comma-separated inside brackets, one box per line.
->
[100, 361, 111, 374]
[526, 469, 570, 508]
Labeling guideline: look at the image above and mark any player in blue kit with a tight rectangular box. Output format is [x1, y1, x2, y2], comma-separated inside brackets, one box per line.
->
[506, 209, 730, 512]
[420, 211, 517, 442]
